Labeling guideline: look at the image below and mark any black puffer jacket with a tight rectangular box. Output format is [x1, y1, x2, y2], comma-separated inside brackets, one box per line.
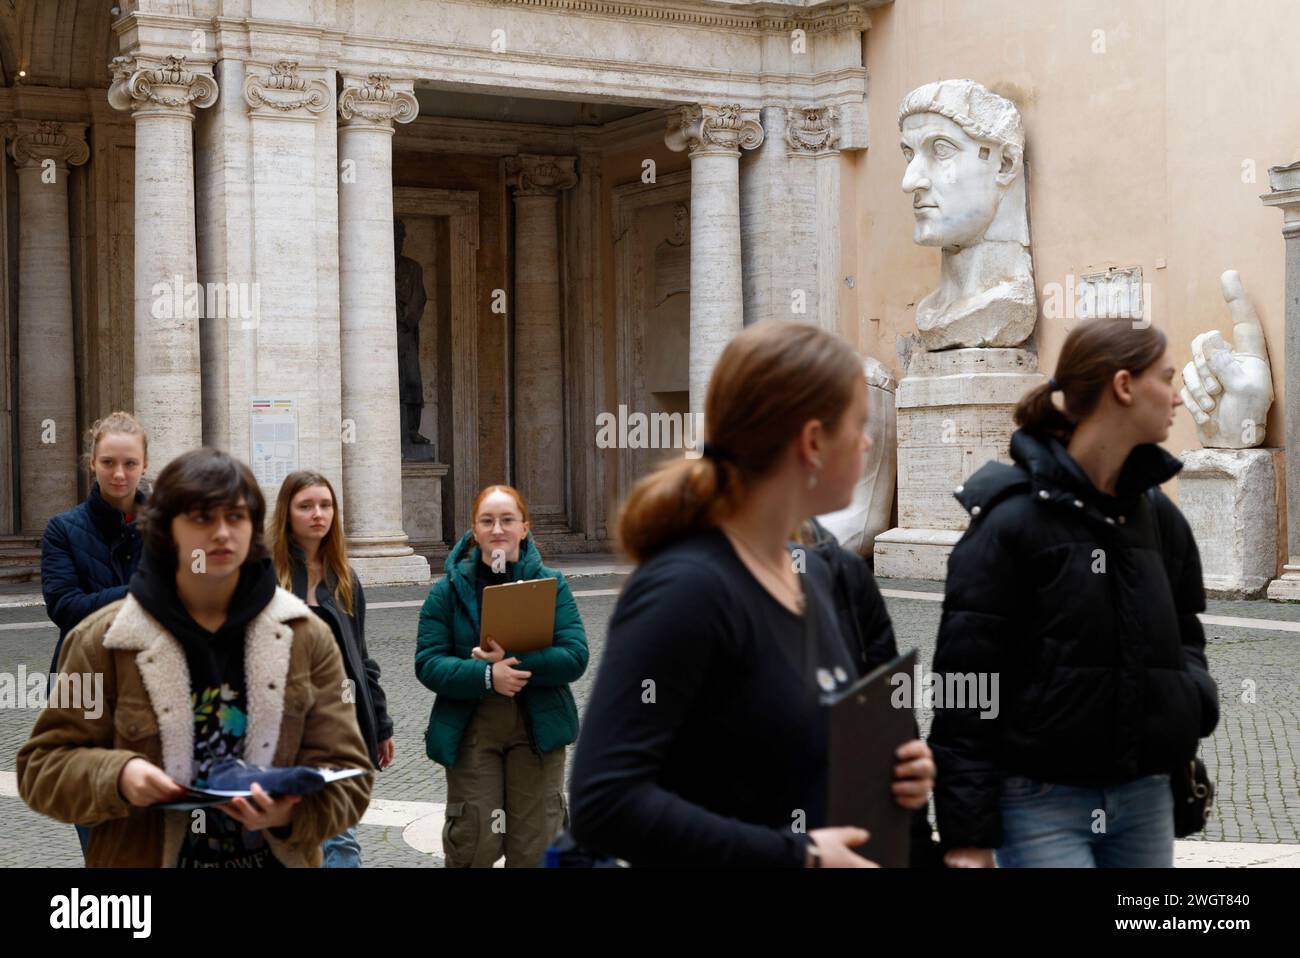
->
[929, 429, 1218, 850]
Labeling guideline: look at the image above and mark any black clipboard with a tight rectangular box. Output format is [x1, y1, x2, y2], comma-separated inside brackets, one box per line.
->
[825, 648, 918, 868]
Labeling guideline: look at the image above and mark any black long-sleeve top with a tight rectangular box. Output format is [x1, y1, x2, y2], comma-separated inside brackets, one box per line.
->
[568, 527, 858, 867]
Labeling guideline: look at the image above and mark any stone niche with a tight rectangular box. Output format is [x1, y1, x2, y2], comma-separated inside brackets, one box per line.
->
[1178, 448, 1285, 598]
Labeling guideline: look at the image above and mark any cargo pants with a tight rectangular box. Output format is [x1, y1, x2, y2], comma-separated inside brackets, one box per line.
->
[441, 694, 568, 868]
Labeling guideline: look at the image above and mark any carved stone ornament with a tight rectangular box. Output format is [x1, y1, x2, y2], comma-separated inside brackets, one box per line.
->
[337, 74, 419, 126]
[107, 54, 218, 114]
[785, 105, 840, 155]
[244, 60, 330, 115]
[665, 103, 764, 157]
[506, 154, 578, 196]
[3, 120, 89, 168]
[670, 203, 688, 245]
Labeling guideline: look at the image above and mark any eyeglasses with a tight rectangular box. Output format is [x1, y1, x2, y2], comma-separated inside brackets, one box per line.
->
[476, 516, 520, 531]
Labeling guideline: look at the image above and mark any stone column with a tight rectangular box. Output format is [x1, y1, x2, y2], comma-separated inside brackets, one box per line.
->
[337, 74, 429, 585]
[1262, 161, 1300, 601]
[3, 120, 88, 531]
[506, 154, 577, 522]
[108, 55, 217, 472]
[666, 104, 763, 417]
[786, 105, 843, 333]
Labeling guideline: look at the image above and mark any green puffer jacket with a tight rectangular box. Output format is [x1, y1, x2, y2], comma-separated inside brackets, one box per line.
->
[415, 530, 589, 767]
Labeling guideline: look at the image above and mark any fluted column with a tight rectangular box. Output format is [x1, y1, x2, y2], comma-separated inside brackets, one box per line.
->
[785, 106, 843, 333]
[108, 54, 217, 472]
[3, 121, 88, 531]
[665, 104, 764, 417]
[506, 154, 577, 521]
[1263, 163, 1300, 601]
[337, 73, 430, 583]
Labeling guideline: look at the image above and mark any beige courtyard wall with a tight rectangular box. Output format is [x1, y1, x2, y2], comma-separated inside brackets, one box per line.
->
[846, 0, 1300, 500]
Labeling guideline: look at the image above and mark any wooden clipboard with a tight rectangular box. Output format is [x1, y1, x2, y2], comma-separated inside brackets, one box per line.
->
[479, 577, 558, 654]
[825, 648, 918, 868]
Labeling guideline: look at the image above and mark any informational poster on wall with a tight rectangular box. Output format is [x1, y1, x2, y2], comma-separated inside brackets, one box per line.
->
[250, 397, 298, 487]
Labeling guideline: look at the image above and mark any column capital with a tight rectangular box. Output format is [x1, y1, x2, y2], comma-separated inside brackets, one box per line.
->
[244, 60, 331, 117]
[107, 54, 218, 116]
[1261, 161, 1300, 225]
[665, 103, 764, 158]
[338, 74, 419, 129]
[506, 154, 578, 196]
[784, 105, 841, 156]
[3, 119, 89, 169]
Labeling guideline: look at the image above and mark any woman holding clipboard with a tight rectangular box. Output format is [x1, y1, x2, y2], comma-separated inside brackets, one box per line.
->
[415, 485, 589, 867]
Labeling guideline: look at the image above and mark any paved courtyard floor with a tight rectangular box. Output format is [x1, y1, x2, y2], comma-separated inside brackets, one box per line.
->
[0, 571, 1295, 867]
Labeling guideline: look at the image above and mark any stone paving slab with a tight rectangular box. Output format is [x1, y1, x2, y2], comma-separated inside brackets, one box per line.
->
[0, 582, 1296, 865]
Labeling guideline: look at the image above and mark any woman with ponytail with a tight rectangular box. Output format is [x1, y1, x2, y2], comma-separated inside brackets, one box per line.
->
[569, 321, 935, 868]
[931, 319, 1219, 868]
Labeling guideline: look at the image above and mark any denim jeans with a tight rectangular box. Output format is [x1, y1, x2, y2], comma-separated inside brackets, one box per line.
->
[995, 772, 1174, 868]
[75, 824, 91, 857]
[321, 826, 362, 868]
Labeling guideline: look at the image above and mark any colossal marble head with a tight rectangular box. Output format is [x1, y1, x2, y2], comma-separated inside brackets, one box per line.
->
[898, 80, 1026, 250]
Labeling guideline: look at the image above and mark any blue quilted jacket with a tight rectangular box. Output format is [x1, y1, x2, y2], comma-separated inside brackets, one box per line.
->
[40, 480, 146, 671]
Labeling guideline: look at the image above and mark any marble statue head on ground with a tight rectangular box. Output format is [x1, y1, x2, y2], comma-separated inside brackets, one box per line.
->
[899, 79, 1036, 351]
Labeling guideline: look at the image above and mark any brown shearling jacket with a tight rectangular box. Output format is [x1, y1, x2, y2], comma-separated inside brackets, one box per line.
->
[16, 587, 372, 867]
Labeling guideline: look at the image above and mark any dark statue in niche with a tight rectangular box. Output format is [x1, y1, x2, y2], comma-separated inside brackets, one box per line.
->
[394, 217, 433, 458]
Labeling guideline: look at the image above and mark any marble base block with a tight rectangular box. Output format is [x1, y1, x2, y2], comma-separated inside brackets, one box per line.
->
[402, 461, 448, 544]
[1185, 444, 1284, 595]
[874, 348, 1044, 581]
[350, 553, 432, 587]
[1178, 448, 1283, 598]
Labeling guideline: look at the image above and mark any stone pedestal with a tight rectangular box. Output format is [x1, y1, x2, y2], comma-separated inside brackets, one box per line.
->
[401, 461, 448, 545]
[874, 348, 1044, 579]
[1179, 448, 1284, 598]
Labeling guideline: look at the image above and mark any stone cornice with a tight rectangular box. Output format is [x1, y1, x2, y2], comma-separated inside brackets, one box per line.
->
[482, 0, 877, 34]
[338, 74, 420, 127]
[506, 154, 579, 195]
[106, 54, 218, 115]
[243, 60, 331, 116]
[2, 119, 90, 168]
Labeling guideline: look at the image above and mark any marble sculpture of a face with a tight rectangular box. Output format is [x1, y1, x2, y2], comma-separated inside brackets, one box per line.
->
[900, 111, 1010, 251]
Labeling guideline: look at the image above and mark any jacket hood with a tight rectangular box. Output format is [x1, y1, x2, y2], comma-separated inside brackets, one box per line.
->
[955, 428, 1183, 522]
[445, 527, 543, 580]
[129, 547, 280, 648]
[444, 528, 546, 626]
[1009, 429, 1182, 501]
